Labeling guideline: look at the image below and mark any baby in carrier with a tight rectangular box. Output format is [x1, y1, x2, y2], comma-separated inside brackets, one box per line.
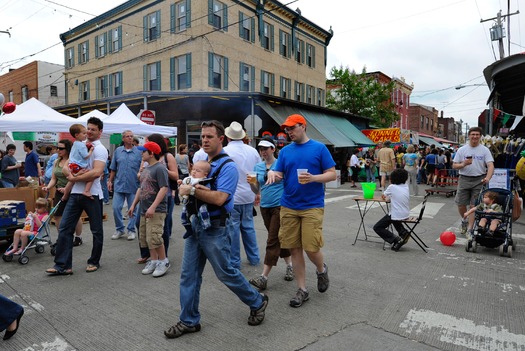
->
[179, 160, 212, 239]
[464, 191, 503, 236]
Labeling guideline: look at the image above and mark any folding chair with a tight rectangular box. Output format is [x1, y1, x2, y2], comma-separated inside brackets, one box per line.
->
[394, 193, 430, 253]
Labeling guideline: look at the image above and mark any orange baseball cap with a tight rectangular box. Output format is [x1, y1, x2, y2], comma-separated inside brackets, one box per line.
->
[281, 114, 306, 129]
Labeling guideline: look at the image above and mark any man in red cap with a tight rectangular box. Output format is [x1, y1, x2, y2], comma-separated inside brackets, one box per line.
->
[266, 114, 336, 307]
[128, 141, 170, 277]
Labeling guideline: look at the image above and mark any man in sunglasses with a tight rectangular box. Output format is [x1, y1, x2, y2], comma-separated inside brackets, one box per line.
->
[164, 120, 268, 339]
[266, 114, 336, 308]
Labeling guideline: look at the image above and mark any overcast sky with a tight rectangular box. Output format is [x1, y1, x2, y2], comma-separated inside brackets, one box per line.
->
[0, 0, 523, 130]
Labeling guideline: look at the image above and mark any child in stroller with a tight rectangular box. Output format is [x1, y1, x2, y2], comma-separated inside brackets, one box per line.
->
[5, 198, 49, 256]
[464, 190, 503, 237]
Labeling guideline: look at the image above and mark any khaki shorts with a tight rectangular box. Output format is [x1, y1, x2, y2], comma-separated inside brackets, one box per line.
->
[455, 175, 484, 206]
[279, 207, 324, 252]
[138, 212, 166, 249]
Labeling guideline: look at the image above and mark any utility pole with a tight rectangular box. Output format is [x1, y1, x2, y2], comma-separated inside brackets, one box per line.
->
[481, 9, 519, 60]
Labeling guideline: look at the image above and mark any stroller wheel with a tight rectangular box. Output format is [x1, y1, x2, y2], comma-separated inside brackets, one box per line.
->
[471, 241, 478, 253]
[50, 247, 56, 256]
[35, 245, 45, 254]
[507, 245, 513, 258]
[499, 245, 505, 257]
[2, 254, 13, 262]
[18, 255, 29, 265]
[465, 240, 472, 252]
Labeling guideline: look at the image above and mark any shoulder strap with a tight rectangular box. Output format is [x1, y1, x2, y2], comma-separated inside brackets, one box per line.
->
[210, 158, 234, 190]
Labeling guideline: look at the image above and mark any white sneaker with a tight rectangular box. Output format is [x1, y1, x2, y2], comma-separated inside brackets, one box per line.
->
[127, 231, 136, 241]
[142, 260, 158, 275]
[152, 260, 170, 277]
[111, 231, 125, 240]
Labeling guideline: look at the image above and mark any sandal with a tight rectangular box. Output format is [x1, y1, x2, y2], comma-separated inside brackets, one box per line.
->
[46, 268, 73, 276]
[86, 264, 99, 273]
[136, 257, 150, 264]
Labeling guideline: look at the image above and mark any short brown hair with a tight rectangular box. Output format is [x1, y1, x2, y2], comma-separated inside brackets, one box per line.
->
[468, 127, 483, 136]
[179, 144, 187, 153]
[484, 191, 498, 201]
[69, 124, 85, 138]
[201, 120, 225, 137]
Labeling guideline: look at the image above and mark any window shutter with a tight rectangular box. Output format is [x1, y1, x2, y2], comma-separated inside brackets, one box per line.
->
[207, 0, 213, 25]
[118, 26, 122, 51]
[287, 34, 292, 58]
[238, 12, 243, 38]
[156, 11, 161, 39]
[250, 66, 255, 92]
[260, 71, 263, 92]
[301, 83, 305, 102]
[279, 30, 283, 56]
[95, 35, 99, 58]
[223, 5, 228, 31]
[104, 75, 109, 98]
[109, 75, 114, 96]
[270, 25, 274, 51]
[251, 18, 255, 42]
[77, 44, 81, 64]
[223, 57, 229, 90]
[143, 65, 148, 91]
[208, 52, 213, 87]
[239, 62, 243, 89]
[186, 53, 192, 88]
[271, 73, 275, 95]
[301, 41, 305, 63]
[170, 57, 175, 90]
[96, 78, 99, 100]
[86, 43, 89, 62]
[312, 45, 315, 68]
[86, 81, 90, 100]
[119, 72, 123, 94]
[107, 31, 113, 53]
[143, 15, 148, 41]
[186, 0, 191, 28]
[156, 61, 161, 90]
[170, 4, 175, 33]
[78, 83, 81, 102]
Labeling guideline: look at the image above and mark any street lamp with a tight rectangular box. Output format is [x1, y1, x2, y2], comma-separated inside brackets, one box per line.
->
[455, 83, 487, 90]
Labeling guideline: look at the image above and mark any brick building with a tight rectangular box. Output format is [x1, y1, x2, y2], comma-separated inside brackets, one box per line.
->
[408, 103, 438, 135]
[0, 61, 65, 107]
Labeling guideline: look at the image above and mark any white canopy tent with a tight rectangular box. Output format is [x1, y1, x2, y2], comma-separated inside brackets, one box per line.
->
[0, 98, 76, 132]
[77, 109, 109, 123]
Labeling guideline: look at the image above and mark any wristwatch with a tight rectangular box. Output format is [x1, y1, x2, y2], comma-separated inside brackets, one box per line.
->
[190, 186, 196, 196]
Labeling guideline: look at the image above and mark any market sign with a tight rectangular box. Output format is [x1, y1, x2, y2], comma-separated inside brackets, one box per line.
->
[361, 128, 400, 143]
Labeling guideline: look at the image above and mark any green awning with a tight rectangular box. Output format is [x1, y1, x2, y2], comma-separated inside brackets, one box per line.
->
[419, 136, 443, 147]
[257, 101, 374, 147]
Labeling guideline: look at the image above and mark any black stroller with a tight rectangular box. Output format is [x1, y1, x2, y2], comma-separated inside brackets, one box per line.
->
[465, 186, 515, 258]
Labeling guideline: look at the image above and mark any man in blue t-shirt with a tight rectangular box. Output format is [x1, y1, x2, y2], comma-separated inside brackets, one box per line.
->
[23, 141, 41, 179]
[266, 114, 336, 308]
[165, 120, 268, 339]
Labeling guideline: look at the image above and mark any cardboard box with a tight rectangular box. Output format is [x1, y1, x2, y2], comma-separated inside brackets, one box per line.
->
[0, 187, 38, 214]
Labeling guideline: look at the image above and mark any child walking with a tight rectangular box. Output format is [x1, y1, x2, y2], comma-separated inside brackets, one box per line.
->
[6, 198, 49, 256]
[64, 124, 94, 199]
[128, 141, 170, 277]
[178, 160, 211, 239]
[464, 191, 503, 236]
[373, 168, 410, 251]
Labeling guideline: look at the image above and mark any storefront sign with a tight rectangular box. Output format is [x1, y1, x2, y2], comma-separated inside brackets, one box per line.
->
[361, 128, 400, 143]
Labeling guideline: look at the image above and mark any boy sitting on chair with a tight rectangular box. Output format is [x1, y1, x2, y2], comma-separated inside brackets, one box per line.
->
[373, 168, 410, 251]
[464, 191, 503, 236]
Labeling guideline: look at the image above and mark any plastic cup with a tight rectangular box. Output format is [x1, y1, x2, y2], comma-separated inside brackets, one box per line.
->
[297, 169, 308, 184]
[248, 172, 257, 184]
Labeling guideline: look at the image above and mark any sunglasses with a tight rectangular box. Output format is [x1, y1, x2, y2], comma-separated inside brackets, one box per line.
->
[57, 147, 66, 150]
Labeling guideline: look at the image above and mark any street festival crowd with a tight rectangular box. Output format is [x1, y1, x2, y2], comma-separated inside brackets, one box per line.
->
[0, 116, 496, 341]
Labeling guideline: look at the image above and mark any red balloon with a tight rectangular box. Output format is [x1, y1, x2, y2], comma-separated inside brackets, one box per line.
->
[440, 231, 456, 246]
[2, 102, 16, 114]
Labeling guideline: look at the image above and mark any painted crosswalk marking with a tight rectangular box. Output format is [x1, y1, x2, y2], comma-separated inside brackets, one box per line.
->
[400, 309, 525, 351]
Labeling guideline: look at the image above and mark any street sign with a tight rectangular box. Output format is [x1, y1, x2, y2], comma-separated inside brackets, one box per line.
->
[139, 109, 155, 125]
[244, 114, 262, 138]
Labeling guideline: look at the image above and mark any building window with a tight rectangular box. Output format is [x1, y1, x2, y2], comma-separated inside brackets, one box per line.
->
[209, 0, 227, 30]
[239, 12, 254, 42]
[239, 62, 254, 92]
[306, 43, 315, 67]
[96, 76, 108, 99]
[79, 81, 90, 101]
[170, 54, 192, 90]
[171, 1, 191, 32]
[95, 33, 107, 58]
[260, 71, 274, 95]
[144, 62, 161, 91]
[295, 81, 304, 102]
[208, 52, 228, 90]
[317, 88, 324, 106]
[111, 27, 122, 53]
[306, 85, 315, 104]
[65, 47, 75, 68]
[8, 91, 13, 102]
[280, 76, 291, 98]
[144, 11, 161, 42]
[50, 85, 58, 97]
[279, 30, 291, 58]
[295, 39, 304, 63]
[110, 72, 122, 96]
[426, 117, 429, 129]
[262, 22, 273, 50]
[177, 1, 187, 31]
[78, 41, 89, 64]
[21, 86, 28, 102]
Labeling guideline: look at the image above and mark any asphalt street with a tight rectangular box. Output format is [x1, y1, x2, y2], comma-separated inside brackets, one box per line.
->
[1, 181, 524, 351]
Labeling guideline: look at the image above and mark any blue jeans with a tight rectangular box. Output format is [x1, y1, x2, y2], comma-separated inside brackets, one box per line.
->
[101, 174, 109, 203]
[163, 193, 174, 256]
[365, 168, 375, 182]
[1, 181, 14, 188]
[54, 194, 103, 271]
[0, 294, 24, 331]
[179, 216, 263, 326]
[112, 192, 137, 234]
[230, 203, 260, 268]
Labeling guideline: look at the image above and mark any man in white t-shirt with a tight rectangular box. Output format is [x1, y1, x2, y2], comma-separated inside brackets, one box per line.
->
[46, 117, 109, 275]
[452, 126, 494, 236]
